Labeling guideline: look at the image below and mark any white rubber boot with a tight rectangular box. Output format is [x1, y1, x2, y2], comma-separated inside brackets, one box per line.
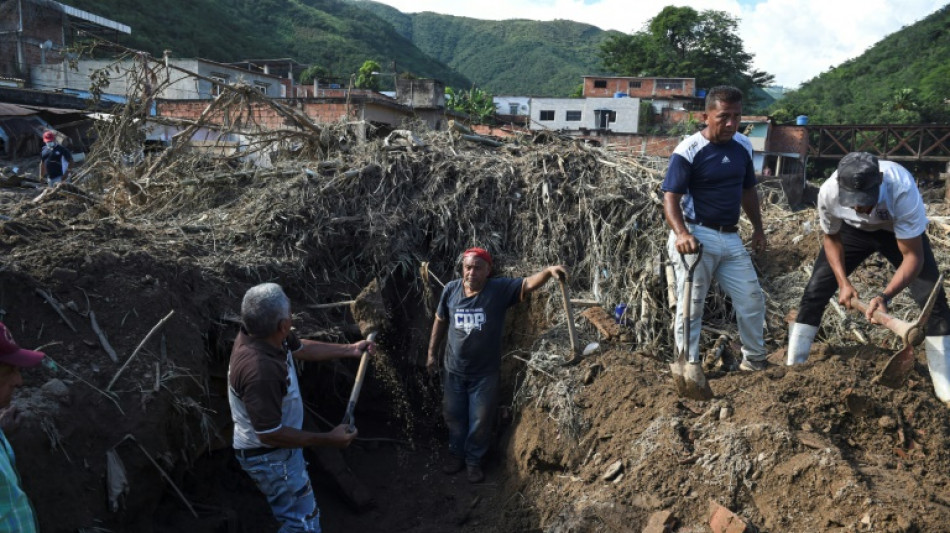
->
[924, 336, 950, 404]
[786, 323, 818, 366]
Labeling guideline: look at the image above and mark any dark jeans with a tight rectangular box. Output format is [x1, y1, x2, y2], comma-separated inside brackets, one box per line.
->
[796, 224, 950, 336]
[443, 370, 499, 466]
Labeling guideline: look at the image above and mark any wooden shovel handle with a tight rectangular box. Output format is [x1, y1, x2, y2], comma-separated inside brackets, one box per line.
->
[849, 298, 915, 344]
[558, 277, 579, 355]
[342, 332, 377, 427]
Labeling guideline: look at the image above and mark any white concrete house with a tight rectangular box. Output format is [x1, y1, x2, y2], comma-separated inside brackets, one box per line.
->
[494, 96, 530, 116]
[32, 57, 284, 101]
[529, 97, 640, 133]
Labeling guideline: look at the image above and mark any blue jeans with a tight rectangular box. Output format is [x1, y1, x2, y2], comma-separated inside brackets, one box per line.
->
[236, 448, 320, 533]
[443, 370, 499, 466]
[668, 225, 766, 362]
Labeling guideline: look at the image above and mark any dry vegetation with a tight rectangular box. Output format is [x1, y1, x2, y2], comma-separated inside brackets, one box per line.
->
[2, 57, 950, 532]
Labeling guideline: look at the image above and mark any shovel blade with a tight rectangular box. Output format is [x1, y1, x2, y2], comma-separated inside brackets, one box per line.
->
[873, 344, 916, 389]
[671, 351, 714, 400]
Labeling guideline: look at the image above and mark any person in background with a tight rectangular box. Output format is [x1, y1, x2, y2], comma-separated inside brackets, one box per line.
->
[427, 247, 566, 483]
[0, 322, 45, 533]
[39, 130, 72, 187]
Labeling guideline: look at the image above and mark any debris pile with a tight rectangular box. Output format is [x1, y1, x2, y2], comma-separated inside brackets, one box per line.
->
[1, 59, 950, 532]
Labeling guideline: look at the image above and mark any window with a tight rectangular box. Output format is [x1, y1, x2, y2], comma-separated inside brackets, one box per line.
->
[565, 110, 582, 121]
[254, 82, 270, 95]
[628, 81, 642, 89]
[656, 79, 685, 90]
[509, 103, 520, 115]
[593, 79, 608, 89]
[594, 109, 617, 129]
[210, 74, 229, 96]
[539, 110, 554, 121]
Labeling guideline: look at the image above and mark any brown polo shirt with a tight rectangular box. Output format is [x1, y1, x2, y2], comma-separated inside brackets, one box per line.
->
[228, 329, 302, 433]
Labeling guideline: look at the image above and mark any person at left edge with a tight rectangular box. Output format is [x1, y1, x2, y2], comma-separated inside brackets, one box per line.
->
[0, 322, 45, 533]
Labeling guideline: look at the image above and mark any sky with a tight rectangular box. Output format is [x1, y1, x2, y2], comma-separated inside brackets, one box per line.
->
[365, 0, 946, 88]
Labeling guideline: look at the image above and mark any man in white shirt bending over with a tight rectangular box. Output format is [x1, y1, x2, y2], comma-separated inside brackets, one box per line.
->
[786, 151, 950, 407]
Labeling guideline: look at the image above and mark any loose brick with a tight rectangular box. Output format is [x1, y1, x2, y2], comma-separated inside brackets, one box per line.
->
[642, 509, 676, 533]
[708, 500, 752, 533]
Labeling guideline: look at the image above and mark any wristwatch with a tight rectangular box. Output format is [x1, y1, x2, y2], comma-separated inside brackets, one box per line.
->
[877, 292, 892, 306]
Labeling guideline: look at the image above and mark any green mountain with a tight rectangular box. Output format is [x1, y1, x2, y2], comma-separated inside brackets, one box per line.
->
[350, 1, 622, 96]
[60, 0, 471, 88]
[770, 4, 950, 124]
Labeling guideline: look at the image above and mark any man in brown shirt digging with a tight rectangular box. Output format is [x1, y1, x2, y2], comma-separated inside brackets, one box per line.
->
[228, 282, 375, 532]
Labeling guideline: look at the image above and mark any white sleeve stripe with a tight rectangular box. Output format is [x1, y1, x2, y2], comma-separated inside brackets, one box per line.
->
[256, 424, 283, 435]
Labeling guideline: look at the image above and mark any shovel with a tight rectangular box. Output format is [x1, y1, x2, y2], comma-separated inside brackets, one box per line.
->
[849, 273, 944, 388]
[341, 331, 377, 431]
[558, 272, 583, 366]
[670, 245, 714, 400]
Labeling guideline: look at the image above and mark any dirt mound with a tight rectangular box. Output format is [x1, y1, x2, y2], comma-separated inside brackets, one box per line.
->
[3, 88, 950, 532]
[506, 340, 950, 532]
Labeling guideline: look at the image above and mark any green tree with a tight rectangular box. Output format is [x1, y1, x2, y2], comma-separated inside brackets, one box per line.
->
[598, 6, 773, 99]
[880, 88, 922, 123]
[300, 65, 330, 85]
[446, 86, 496, 124]
[355, 60, 381, 90]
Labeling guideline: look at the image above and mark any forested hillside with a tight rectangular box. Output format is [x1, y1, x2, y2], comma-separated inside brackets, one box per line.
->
[351, 0, 620, 96]
[60, 0, 471, 88]
[771, 4, 950, 124]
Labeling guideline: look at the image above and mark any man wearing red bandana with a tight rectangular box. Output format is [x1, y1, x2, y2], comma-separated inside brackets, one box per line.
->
[427, 248, 566, 483]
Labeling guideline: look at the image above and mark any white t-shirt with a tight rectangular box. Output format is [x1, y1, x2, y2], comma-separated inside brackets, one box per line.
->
[817, 159, 928, 239]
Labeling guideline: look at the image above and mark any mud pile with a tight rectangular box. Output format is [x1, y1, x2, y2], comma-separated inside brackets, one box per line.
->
[2, 117, 950, 532]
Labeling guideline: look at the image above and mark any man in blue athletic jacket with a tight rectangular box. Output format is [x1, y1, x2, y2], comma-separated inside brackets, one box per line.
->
[661, 85, 768, 372]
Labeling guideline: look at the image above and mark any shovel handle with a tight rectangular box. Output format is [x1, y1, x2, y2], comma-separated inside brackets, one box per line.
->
[850, 273, 943, 347]
[342, 331, 377, 428]
[679, 243, 704, 282]
[849, 298, 916, 345]
[678, 244, 703, 364]
[558, 276, 580, 355]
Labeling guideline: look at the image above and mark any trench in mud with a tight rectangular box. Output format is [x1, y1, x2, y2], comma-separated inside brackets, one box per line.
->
[153, 271, 556, 533]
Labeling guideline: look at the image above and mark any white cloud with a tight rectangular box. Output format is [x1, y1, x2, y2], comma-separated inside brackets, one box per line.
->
[364, 0, 945, 88]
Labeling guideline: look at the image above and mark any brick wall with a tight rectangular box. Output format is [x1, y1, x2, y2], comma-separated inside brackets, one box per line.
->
[0, 5, 68, 78]
[156, 100, 305, 130]
[156, 99, 416, 130]
[601, 134, 682, 157]
[584, 77, 696, 99]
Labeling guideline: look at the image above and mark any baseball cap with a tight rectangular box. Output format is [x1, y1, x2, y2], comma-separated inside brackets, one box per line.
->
[0, 322, 46, 367]
[42, 131, 55, 142]
[837, 152, 882, 207]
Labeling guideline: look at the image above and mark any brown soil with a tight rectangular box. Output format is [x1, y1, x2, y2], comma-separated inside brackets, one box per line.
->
[3, 156, 950, 533]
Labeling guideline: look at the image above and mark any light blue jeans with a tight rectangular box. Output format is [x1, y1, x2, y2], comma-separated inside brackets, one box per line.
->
[667, 225, 766, 362]
[237, 448, 320, 533]
[443, 370, 499, 466]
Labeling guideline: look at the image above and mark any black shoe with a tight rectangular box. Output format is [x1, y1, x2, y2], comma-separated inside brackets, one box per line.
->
[442, 455, 464, 475]
[740, 358, 769, 372]
[466, 464, 484, 483]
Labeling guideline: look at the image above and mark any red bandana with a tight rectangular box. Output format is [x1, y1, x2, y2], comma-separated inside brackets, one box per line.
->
[462, 247, 493, 266]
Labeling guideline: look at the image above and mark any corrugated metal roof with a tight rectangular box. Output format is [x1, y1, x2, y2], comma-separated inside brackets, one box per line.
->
[0, 103, 37, 116]
[32, 0, 131, 34]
